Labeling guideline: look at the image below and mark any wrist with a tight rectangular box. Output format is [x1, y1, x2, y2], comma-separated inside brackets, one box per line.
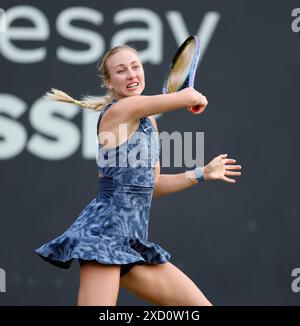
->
[202, 166, 208, 181]
[185, 167, 206, 184]
[194, 166, 205, 183]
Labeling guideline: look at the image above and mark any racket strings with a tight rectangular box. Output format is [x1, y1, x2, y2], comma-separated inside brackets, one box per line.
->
[167, 40, 196, 93]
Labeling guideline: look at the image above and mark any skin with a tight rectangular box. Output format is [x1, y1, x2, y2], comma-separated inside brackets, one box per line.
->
[77, 49, 241, 306]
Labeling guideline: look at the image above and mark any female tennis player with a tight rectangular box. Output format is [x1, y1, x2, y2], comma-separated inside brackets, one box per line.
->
[35, 45, 241, 306]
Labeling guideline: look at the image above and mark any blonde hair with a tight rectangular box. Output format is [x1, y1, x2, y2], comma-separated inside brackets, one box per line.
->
[45, 45, 139, 111]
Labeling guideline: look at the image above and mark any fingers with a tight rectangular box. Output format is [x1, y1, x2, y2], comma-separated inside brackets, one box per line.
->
[220, 156, 242, 170]
[186, 90, 208, 114]
[196, 93, 207, 109]
[199, 95, 208, 106]
[223, 158, 236, 164]
[226, 165, 242, 171]
[223, 176, 236, 183]
[221, 157, 238, 164]
[185, 88, 208, 110]
[225, 171, 241, 176]
[213, 154, 242, 183]
[224, 161, 241, 183]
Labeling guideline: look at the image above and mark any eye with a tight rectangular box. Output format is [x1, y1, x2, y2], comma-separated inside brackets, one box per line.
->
[133, 65, 140, 70]
[117, 69, 125, 74]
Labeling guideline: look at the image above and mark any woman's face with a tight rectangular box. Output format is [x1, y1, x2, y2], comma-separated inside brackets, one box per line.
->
[105, 49, 145, 100]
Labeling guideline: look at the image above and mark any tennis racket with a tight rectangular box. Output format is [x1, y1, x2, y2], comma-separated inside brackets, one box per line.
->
[162, 35, 203, 112]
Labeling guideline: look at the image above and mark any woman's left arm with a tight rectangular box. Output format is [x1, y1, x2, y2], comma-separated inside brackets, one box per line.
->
[150, 116, 204, 198]
[153, 156, 242, 198]
[153, 169, 200, 198]
[148, 116, 242, 198]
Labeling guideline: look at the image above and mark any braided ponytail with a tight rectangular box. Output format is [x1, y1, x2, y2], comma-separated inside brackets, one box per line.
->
[44, 88, 112, 112]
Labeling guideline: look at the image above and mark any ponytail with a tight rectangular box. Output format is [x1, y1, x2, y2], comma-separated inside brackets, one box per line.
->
[44, 88, 113, 112]
[44, 46, 140, 111]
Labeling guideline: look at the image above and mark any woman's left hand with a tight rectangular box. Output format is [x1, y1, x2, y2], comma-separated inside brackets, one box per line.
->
[203, 154, 242, 183]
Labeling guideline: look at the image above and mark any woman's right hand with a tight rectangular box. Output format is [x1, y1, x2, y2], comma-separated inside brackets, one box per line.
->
[179, 87, 208, 114]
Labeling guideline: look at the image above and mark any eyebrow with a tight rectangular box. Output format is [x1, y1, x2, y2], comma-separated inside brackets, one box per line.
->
[114, 61, 139, 69]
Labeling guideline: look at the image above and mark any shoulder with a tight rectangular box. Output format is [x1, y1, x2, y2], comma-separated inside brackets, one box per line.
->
[148, 115, 159, 131]
[101, 99, 140, 128]
[97, 103, 115, 131]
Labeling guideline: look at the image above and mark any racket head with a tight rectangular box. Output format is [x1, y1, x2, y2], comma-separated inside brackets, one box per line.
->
[162, 35, 201, 94]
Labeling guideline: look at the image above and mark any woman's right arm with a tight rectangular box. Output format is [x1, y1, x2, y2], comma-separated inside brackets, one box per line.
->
[103, 88, 207, 125]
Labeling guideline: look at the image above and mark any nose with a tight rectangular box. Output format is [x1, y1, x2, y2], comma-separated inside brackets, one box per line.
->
[127, 68, 136, 79]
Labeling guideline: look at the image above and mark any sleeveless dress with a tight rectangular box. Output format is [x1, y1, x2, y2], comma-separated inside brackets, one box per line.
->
[34, 101, 171, 271]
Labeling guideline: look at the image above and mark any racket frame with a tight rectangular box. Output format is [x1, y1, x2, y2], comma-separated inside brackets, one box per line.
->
[162, 35, 201, 94]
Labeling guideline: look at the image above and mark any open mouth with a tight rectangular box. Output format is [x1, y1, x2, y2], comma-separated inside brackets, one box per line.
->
[127, 82, 139, 89]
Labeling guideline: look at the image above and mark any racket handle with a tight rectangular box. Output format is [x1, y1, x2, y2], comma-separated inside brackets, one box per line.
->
[192, 105, 203, 112]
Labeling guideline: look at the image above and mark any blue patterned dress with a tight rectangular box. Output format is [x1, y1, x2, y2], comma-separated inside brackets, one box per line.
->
[35, 101, 171, 271]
